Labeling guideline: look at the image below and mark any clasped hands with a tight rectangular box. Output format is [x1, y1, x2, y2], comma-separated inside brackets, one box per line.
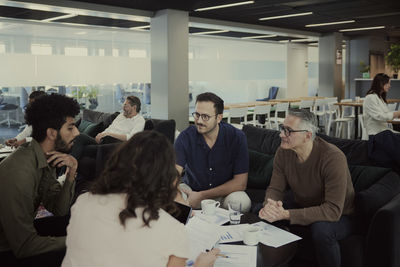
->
[258, 198, 290, 223]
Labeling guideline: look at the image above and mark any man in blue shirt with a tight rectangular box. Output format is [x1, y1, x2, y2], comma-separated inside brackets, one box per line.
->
[175, 92, 251, 212]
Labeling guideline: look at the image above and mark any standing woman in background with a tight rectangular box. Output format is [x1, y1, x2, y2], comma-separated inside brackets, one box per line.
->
[363, 73, 400, 136]
[62, 131, 219, 267]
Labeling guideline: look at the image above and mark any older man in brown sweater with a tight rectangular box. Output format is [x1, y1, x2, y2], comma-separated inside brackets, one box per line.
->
[259, 109, 355, 267]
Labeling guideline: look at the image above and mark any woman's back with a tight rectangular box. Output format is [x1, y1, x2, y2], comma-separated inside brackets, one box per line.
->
[62, 193, 189, 267]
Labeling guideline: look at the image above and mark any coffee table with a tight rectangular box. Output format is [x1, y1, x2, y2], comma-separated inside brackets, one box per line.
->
[225, 212, 298, 267]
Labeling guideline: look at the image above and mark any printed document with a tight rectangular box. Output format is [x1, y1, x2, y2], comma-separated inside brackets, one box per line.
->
[252, 221, 301, 248]
[214, 244, 257, 267]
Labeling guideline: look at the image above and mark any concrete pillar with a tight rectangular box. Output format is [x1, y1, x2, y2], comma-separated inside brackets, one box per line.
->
[318, 33, 343, 99]
[151, 9, 189, 131]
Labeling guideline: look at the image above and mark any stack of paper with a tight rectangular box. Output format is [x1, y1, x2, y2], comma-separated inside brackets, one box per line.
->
[252, 221, 301, 248]
[218, 224, 249, 243]
[193, 208, 231, 225]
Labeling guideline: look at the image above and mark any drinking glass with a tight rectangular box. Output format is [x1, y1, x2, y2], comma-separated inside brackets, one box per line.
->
[228, 202, 242, 225]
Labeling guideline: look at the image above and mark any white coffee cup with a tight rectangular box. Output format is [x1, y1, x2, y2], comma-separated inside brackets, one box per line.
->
[201, 199, 220, 215]
[243, 226, 260, 246]
[355, 96, 360, 102]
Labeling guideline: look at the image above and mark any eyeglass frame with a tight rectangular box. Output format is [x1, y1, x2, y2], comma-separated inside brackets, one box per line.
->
[192, 111, 218, 122]
[278, 124, 309, 137]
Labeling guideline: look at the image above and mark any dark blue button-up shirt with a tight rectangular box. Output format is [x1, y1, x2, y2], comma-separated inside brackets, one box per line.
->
[175, 122, 249, 192]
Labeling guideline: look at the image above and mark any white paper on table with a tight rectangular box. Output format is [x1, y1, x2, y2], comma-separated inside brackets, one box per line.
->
[194, 207, 231, 225]
[214, 244, 257, 267]
[393, 118, 400, 121]
[0, 146, 14, 153]
[252, 221, 301, 248]
[218, 224, 249, 243]
[185, 216, 220, 263]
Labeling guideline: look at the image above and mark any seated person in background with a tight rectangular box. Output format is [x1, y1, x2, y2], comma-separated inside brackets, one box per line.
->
[363, 73, 400, 135]
[62, 131, 219, 267]
[71, 95, 145, 160]
[175, 92, 251, 212]
[258, 109, 356, 267]
[5, 90, 46, 148]
[0, 94, 80, 266]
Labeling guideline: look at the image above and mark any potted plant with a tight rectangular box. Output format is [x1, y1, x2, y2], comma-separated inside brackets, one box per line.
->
[359, 61, 370, 78]
[385, 44, 400, 79]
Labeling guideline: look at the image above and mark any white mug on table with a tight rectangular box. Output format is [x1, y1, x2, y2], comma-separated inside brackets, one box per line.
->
[201, 199, 220, 215]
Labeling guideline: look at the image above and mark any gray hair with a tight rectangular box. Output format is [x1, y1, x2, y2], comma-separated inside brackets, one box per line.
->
[287, 108, 319, 140]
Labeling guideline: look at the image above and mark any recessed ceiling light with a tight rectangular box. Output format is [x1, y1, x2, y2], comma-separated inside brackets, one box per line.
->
[130, 25, 150, 30]
[292, 38, 314, 42]
[42, 14, 77, 22]
[339, 26, 385, 32]
[195, 1, 254, 12]
[241, 34, 277, 39]
[305, 20, 355, 27]
[259, 12, 313, 21]
[192, 30, 229, 35]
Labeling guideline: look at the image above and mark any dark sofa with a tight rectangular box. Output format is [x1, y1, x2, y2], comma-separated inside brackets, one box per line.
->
[242, 124, 400, 267]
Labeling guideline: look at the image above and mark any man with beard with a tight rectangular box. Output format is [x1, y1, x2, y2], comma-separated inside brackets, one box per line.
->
[175, 92, 251, 211]
[258, 109, 355, 267]
[70, 95, 145, 160]
[0, 94, 80, 266]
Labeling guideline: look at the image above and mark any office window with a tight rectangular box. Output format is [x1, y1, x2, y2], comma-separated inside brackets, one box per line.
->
[129, 49, 147, 58]
[112, 48, 119, 57]
[65, 47, 88, 56]
[0, 43, 5, 54]
[98, 48, 105, 56]
[31, 44, 52, 55]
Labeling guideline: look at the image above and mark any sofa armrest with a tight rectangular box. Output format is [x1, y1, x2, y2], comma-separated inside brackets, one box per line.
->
[364, 193, 400, 267]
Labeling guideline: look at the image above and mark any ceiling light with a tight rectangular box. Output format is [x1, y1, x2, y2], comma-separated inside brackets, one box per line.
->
[242, 34, 277, 39]
[75, 31, 87, 35]
[305, 20, 355, 27]
[259, 12, 312, 21]
[279, 40, 290, 43]
[339, 26, 385, 32]
[195, 1, 254, 12]
[130, 25, 150, 30]
[42, 14, 77, 22]
[192, 30, 229, 35]
[292, 38, 314, 42]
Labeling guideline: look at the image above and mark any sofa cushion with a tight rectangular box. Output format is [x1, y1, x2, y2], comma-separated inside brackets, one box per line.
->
[243, 125, 281, 154]
[355, 171, 400, 224]
[349, 165, 391, 192]
[82, 109, 119, 129]
[77, 119, 103, 137]
[247, 149, 274, 190]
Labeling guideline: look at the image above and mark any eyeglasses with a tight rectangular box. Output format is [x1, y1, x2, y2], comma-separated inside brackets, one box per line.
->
[278, 124, 309, 137]
[192, 112, 217, 122]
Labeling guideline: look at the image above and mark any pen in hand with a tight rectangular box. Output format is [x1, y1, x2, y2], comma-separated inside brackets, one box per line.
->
[205, 249, 229, 258]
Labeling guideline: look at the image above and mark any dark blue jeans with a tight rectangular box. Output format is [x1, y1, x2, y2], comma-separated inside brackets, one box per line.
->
[283, 197, 357, 267]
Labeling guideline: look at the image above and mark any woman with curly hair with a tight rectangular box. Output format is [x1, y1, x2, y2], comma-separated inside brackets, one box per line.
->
[62, 131, 219, 267]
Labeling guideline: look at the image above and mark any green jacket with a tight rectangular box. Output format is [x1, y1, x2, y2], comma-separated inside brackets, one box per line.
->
[0, 139, 75, 258]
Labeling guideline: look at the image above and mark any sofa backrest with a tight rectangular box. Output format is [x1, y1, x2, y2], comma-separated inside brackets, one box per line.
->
[144, 119, 176, 144]
[82, 109, 120, 129]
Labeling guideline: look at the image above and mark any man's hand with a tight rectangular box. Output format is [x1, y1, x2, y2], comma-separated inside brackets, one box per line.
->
[181, 187, 203, 209]
[5, 138, 17, 147]
[259, 198, 290, 223]
[46, 151, 78, 181]
[95, 132, 107, 143]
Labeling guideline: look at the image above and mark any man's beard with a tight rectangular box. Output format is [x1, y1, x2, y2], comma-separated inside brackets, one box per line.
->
[55, 132, 72, 153]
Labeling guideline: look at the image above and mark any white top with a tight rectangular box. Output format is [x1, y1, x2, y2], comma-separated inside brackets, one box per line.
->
[363, 94, 395, 135]
[62, 193, 190, 267]
[15, 125, 32, 142]
[103, 113, 145, 140]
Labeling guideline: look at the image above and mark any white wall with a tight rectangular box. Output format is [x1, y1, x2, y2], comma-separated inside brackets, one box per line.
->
[308, 46, 319, 96]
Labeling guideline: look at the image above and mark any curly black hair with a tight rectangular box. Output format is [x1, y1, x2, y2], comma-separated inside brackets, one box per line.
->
[91, 131, 179, 227]
[25, 94, 80, 142]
